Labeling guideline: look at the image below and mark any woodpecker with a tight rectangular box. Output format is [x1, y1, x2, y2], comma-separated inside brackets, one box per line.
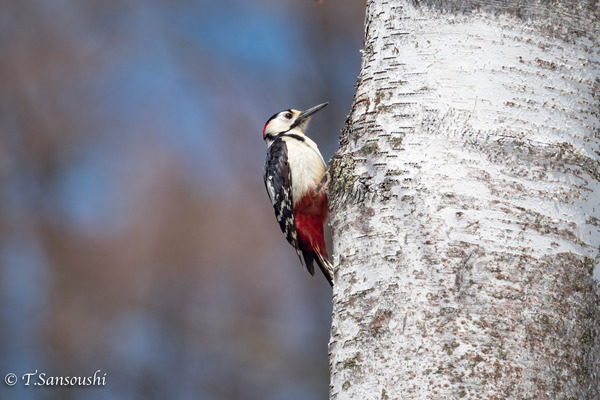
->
[262, 102, 334, 287]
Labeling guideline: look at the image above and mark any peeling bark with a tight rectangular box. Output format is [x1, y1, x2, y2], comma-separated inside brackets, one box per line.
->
[328, 1, 600, 399]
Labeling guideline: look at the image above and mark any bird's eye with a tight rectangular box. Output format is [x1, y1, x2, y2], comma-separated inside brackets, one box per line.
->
[285, 113, 293, 119]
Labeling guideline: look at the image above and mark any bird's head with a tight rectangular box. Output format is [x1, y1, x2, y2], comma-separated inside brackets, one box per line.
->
[262, 102, 328, 145]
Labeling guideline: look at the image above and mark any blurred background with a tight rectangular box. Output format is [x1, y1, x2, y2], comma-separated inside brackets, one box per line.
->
[0, 1, 364, 399]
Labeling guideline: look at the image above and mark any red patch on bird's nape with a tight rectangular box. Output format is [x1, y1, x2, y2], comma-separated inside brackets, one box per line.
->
[263, 111, 280, 139]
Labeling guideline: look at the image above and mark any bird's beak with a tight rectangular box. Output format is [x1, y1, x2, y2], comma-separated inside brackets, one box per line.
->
[291, 102, 328, 131]
[298, 102, 329, 121]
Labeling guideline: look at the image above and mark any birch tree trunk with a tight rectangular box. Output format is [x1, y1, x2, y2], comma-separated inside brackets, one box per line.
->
[328, 1, 600, 399]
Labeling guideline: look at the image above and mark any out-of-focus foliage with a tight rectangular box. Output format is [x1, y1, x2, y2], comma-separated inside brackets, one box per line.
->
[0, 1, 363, 399]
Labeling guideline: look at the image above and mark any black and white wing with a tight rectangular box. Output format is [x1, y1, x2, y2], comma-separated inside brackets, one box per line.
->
[263, 138, 303, 265]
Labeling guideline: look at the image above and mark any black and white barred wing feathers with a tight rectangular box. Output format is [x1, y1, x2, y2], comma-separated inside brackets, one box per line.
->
[263, 139, 304, 265]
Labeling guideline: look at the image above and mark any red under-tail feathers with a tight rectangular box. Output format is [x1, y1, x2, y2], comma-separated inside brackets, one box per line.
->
[294, 186, 333, 286]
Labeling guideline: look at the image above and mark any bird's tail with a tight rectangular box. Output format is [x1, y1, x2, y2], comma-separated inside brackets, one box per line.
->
[300, 247, 334, 287]
[315, 251, 334, 287]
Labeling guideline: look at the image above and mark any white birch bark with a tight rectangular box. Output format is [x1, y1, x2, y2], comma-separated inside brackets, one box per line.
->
[328, 1, 600, 399]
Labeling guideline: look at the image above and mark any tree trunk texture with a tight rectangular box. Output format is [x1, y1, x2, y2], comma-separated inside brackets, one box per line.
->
[328, 1, 600, 399]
